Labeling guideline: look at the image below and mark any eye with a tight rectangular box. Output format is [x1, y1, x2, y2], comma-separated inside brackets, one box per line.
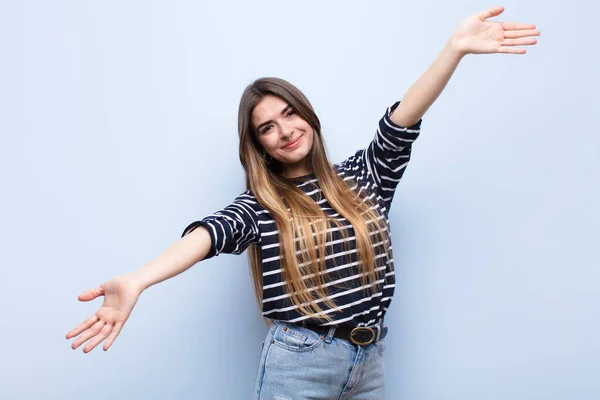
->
[287, 110, 296, 117]
[262, 125, 273, 134]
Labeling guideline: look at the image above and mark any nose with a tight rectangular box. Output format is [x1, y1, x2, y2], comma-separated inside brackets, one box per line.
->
[280, 121, 294, 139]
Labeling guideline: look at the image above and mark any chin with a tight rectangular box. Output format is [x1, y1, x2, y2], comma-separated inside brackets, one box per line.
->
[289, 150, 311, 163]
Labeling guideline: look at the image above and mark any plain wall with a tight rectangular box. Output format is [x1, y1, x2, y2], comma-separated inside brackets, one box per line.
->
[1, 0, 598, 399]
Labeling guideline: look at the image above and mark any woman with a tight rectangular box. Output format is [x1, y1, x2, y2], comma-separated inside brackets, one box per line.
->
[66, 7, 539, 399]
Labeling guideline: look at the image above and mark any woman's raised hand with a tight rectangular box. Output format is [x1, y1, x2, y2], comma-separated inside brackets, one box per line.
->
[452, 6, 540, 55]
[66, 275, 143, 352]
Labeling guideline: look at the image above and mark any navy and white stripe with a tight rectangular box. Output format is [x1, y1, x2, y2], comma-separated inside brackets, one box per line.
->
[182, 102, 421, 328]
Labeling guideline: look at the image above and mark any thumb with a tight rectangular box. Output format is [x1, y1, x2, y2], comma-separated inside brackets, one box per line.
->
[479, 6, 505, 20]
[78, 286, 105, 302]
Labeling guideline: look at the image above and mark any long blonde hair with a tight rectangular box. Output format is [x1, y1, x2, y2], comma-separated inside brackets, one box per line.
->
[238, 77, 390, 322]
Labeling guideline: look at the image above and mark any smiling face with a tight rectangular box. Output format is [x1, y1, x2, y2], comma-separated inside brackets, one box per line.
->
[252, 94, 315, 178]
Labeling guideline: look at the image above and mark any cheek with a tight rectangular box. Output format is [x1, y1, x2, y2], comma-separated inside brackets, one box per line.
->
[260, 137, 278, 153]
[305, 130, 315, 149]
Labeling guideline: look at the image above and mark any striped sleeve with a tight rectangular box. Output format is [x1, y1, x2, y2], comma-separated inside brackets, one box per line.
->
[181, 191, 260, 259]
[363, 101, 421, 209]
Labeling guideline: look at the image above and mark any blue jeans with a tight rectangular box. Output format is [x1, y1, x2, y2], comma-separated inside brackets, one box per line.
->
[253, 320, 387, 399]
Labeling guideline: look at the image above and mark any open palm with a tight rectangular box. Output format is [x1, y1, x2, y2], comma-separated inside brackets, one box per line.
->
[454, 6, 540, 55]
[66, 275, 142, 352]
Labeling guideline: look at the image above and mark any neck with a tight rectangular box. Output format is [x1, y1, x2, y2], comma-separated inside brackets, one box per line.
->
[282, 159, 312, 178]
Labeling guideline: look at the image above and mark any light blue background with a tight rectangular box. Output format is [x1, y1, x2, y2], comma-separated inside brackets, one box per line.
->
[1, 1, 598, 399]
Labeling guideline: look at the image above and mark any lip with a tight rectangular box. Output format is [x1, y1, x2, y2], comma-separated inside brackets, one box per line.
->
[282, 135, 302, 150]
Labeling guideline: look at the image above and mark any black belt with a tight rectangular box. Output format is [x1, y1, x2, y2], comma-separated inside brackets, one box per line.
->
[303, 324, 388, 346]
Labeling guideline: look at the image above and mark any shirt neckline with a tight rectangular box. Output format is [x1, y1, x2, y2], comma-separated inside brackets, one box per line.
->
[286, 172, 316, 184]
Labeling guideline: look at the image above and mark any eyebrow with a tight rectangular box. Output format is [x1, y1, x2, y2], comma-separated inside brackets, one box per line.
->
[256, 104, 292, 132]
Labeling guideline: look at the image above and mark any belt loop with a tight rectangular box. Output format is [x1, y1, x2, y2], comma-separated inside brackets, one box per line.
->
[324, 326, 336, 344]
[374, 324, 382, 344]
[375, 317, 384, 344]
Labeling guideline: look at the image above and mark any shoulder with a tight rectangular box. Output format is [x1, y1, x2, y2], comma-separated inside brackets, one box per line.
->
[334, 149, 367, 174]
[233, 190, 261, 208]
[237, 189, 257, 201]
[233, 190, 273, 220]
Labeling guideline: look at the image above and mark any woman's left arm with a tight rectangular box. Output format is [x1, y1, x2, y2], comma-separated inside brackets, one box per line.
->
[391, 6, 540, 127]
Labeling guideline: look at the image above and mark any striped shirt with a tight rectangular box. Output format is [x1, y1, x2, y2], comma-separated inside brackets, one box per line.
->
[182, 102, 421, 328]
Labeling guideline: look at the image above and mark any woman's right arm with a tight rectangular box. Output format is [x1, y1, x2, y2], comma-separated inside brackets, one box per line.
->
[129, 226, 211, 290]
[67, 191, 260, 353]
[65, 226, 211, 353]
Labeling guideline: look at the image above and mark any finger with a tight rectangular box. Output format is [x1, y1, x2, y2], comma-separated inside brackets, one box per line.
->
[78, 286, 105, 302]
[503, 22, 537, 31]
[499, 46, 527, 54]
[66, 314, 99, 339]
[83, 323, 113, 353]
[479, 6, 505, 20]
[504, 29, 541, 39]
[71, 320, 105, 350]
[503, 37, 538, 47]
[103, 322, 124, 351]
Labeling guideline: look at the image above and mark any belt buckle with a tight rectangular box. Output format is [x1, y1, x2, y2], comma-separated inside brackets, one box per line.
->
[350, 327, 376, 346]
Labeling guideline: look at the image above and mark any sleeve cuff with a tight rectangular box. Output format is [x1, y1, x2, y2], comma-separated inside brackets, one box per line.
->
[385, 101, 422, 131]
[181, 220, 217, 259]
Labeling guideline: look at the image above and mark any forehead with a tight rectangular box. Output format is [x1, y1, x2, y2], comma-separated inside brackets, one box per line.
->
[252, 94, 288, 126]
